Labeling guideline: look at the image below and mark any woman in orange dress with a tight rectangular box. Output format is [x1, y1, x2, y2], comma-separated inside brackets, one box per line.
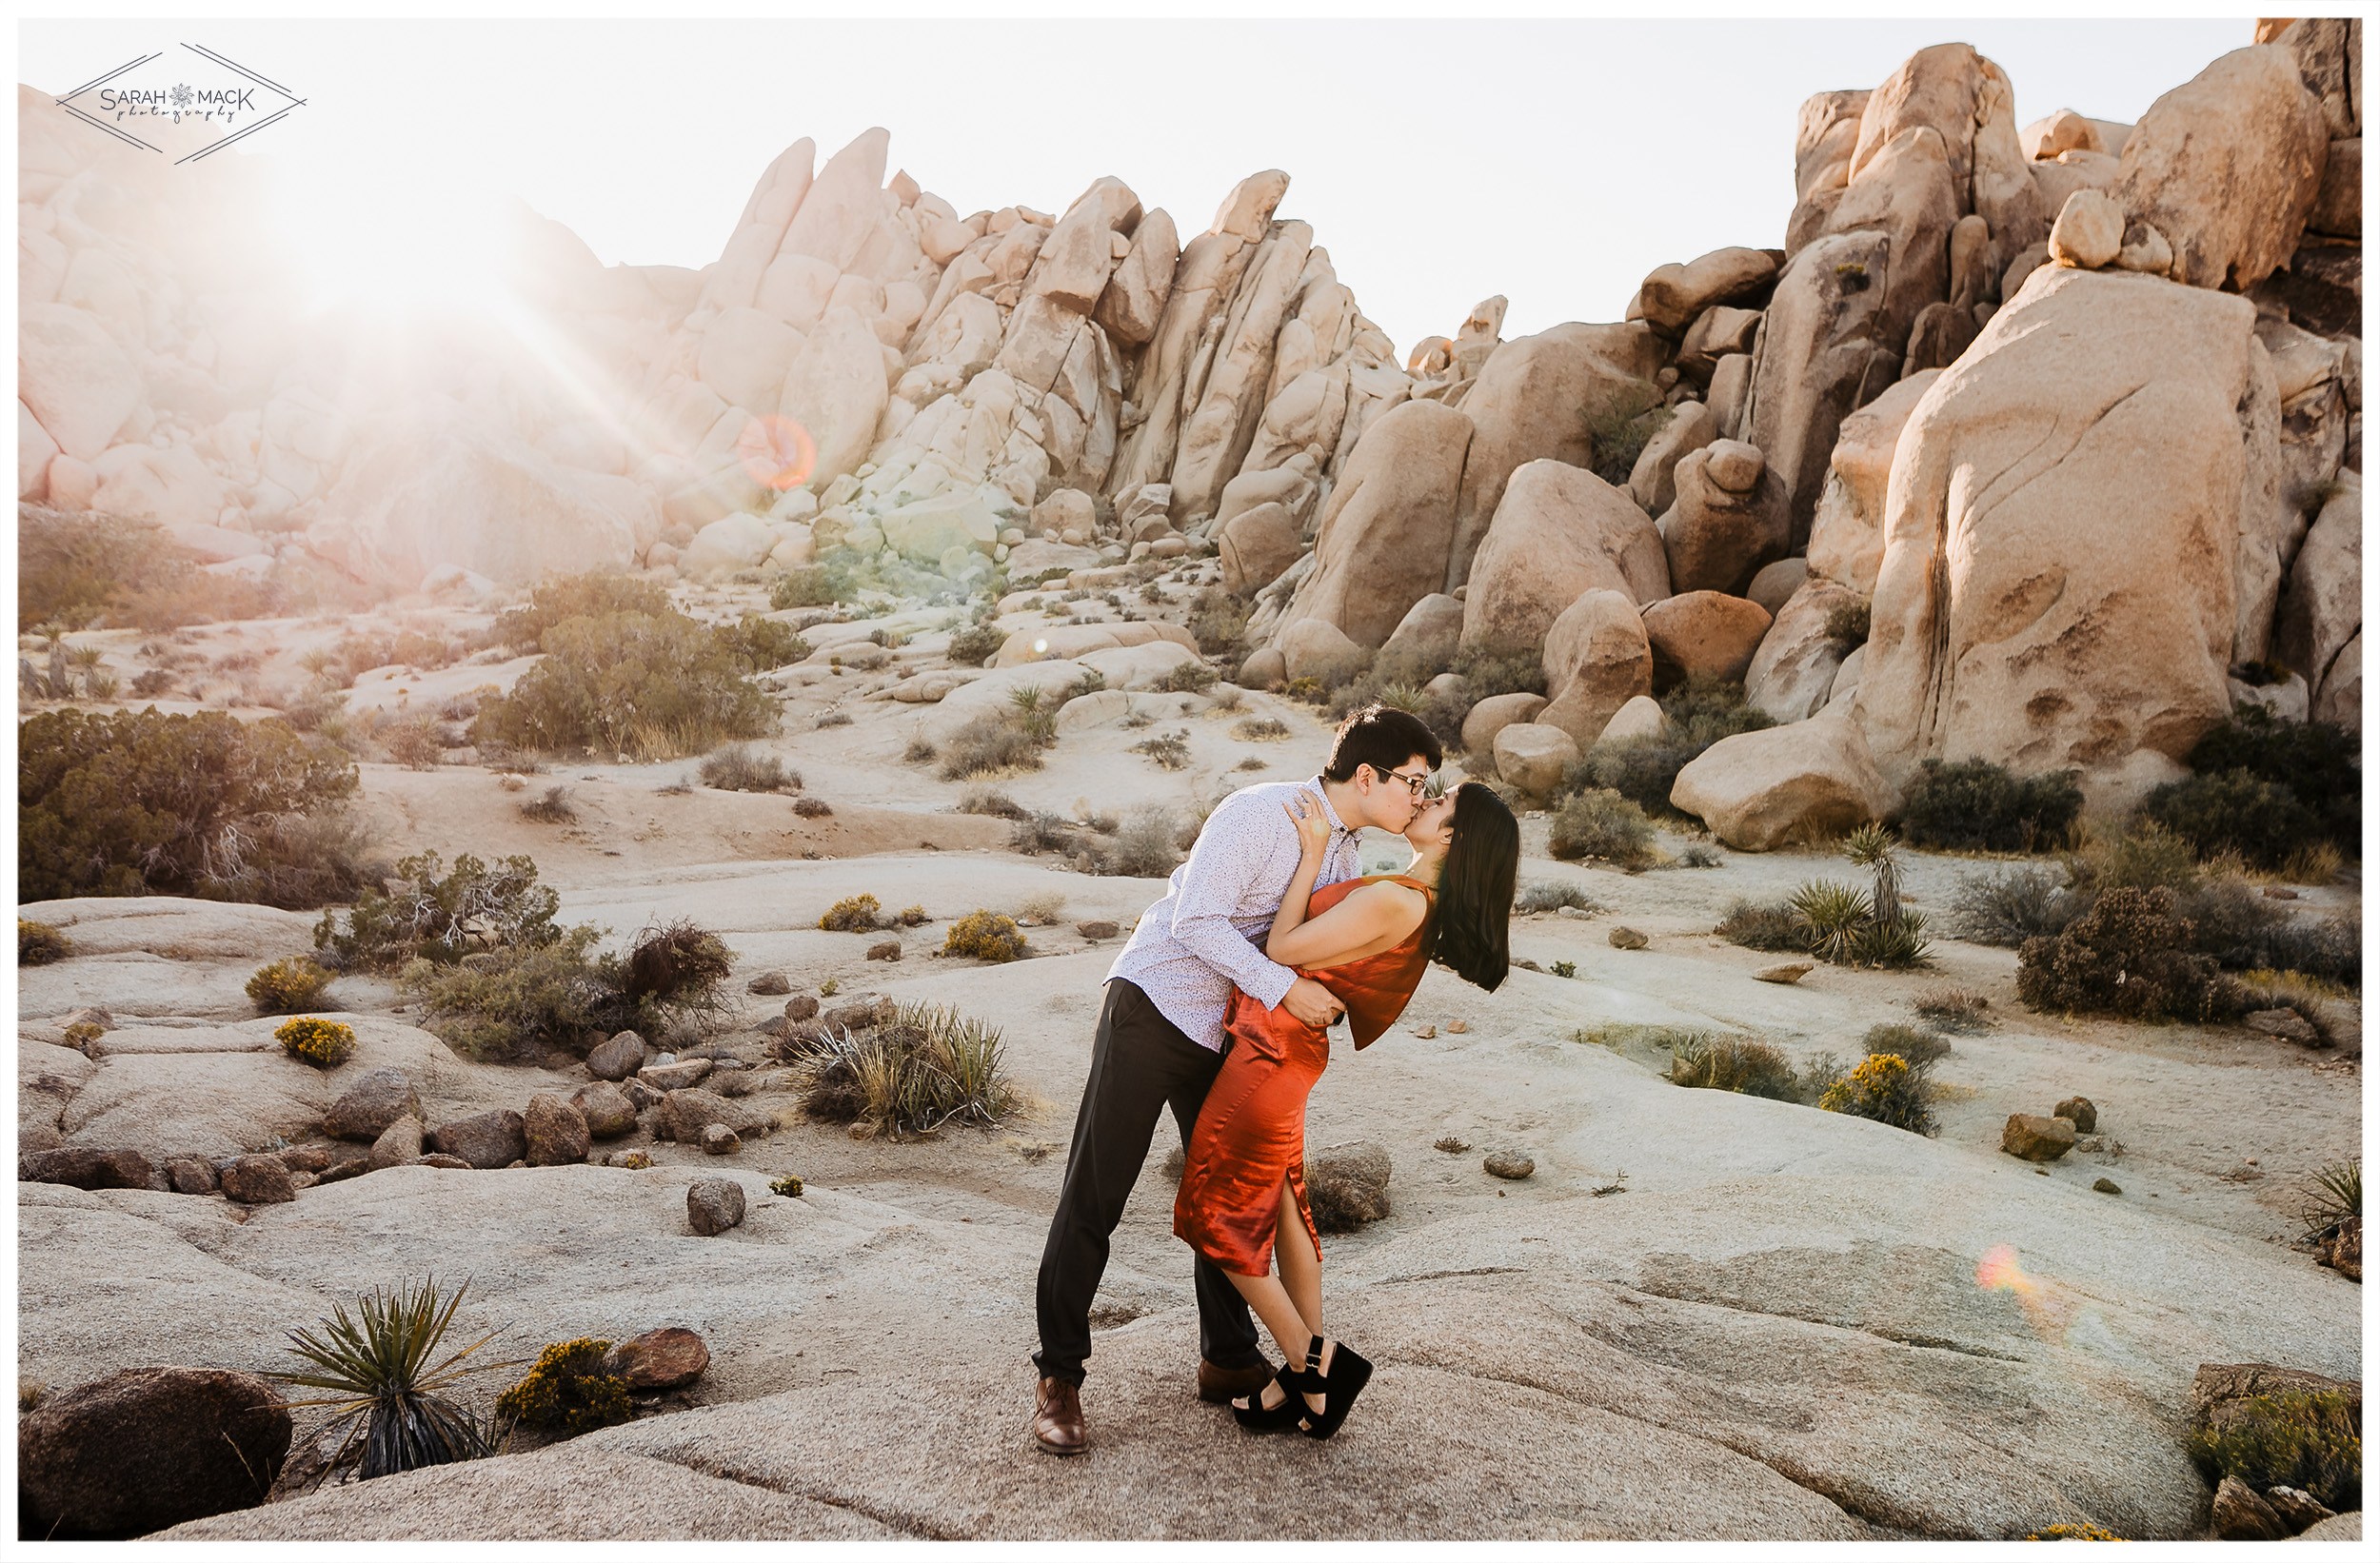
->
[1174, 779, 1518, 1438]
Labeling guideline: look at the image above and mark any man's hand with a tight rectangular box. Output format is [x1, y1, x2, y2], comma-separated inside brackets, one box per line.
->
[1282, 976, 1343, 1028]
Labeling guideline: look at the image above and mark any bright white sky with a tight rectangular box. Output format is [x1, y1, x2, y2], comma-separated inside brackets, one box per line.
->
[20, 13, 2252, 360]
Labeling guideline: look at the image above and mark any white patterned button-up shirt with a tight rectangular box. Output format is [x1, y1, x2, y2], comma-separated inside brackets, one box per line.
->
[1109, 776, 1364, 1053]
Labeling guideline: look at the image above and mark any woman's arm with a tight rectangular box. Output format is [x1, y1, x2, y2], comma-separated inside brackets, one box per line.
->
[1262, 793, 1335, 955]
[1265, 881, 1429, 970]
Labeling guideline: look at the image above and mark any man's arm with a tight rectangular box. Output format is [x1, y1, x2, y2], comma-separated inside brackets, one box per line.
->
[1165, 794, 1299, 1010]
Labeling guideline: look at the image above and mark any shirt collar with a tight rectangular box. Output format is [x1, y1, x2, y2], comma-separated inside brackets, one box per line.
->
[1304, 776, 1355, 838]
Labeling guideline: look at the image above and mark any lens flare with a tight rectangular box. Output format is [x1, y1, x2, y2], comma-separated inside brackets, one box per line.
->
[1976, 1243, 2078, 1341]
[736, 414, 817, 491]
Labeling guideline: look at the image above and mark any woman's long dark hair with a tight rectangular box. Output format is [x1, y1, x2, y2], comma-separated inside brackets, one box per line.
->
[1426, 782, 1517, 991]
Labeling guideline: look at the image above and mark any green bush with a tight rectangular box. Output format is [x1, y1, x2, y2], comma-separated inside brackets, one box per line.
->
[1101, 806, 1185, 879]
[1914, 987, 1991, 1031]
[471, 610, 777, 761]
[1861, 1022, 1950, 1069]
[1716, 899, 1804, 952]
[401, 930, 610, 1061]
[1450, 647, 1547, 701]
[2182, 705, 2359, 859]
[1668, 1034, 1799, 1100]
[381, 717, 445, 771]
[2188, 1389, 2361, 1514]
[938, 688, 1058, 780]
[1817, 1054, 1938, 1135]
[946, 620, 1006, 666]
[1587, 398, 1668, 485]
[18, 919, 70, 966]
[715, 614, 812, 672]
[2141, 769, 2324, 872]
[18, 507, 283, 632]
[617, 919, 733, 1011]
[791, 999, 1018, 1138]
[2073, 821, 2201, 893]
[2016, 886, 2243, 1022]
[1155, 660, 1219, 694]
[1548, 788, 1658, 870]
[248, 956, 335, 1014]
[20, 708, 364, 907]
[944, 910, 1027, 962]
[1945, 864, 2080, 946]
[1517, 881, 1601, 915]
[1186, 589, 1250, 657]
[820, 894, 883, 933]
[769, 567, 839, 611]
[1572, 678, 1773, 815]
[315, 851, 565, 973]
[490, 573, 671, 652]
[276, 1016, 357, 1068]
[1823, 598, 1871, 645]
[494, 1338, 632, 1437]
[699, 744, 795, 793]
[1896, 758, 2083, 853]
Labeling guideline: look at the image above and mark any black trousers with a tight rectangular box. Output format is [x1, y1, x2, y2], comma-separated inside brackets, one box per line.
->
[1032, 978, 1263, 1386]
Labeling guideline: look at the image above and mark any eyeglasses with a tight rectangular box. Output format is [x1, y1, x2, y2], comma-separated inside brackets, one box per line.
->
[1373, 764, 1439, 799]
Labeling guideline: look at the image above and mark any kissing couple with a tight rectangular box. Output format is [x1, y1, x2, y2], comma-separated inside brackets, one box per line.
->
[1030, 703, 1519, 1454]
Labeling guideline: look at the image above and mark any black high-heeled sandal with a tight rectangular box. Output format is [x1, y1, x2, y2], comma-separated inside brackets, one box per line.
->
[1232, 1346, 1321, 1433]
[1298, 1335, 1372, 1439]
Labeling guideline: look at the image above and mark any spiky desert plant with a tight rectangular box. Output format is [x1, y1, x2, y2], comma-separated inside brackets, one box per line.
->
[272, 1276, 505, 1483]
[1789, 880, 1872, 964]
[1844, 823, 1905, 929]
[2298, 1157, 2361, 1238]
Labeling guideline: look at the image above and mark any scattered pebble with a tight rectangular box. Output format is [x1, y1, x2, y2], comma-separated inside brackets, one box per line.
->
[702, 1124, 742, 1156]
[865, 940, 902, 961]
[1075, 920, 1121, 940]
[1445, 1020, 1469, 1035]
[1483, 1150, 1535, 1180]
[1754, 961, 1813, 984]
[2053, 1096, 2098, 1134]
[1556, 905, 1593, 920]
[1412, 1024, 1438, 1039]
[686, 1177, 746, 1235]
[1608, 927, 1648, 950]
[746, 972, 791, 996]
[2093, 1177, 2122, 1195]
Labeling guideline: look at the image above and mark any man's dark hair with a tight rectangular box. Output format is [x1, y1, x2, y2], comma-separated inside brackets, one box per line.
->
[1322, 703, 1444, 783]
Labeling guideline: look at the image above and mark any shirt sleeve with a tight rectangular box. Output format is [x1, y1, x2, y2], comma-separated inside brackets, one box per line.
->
[1167, 794, 1299, 1011]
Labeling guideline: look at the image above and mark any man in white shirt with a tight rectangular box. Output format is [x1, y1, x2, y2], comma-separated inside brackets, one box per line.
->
[1030, 704, 1445, 1454]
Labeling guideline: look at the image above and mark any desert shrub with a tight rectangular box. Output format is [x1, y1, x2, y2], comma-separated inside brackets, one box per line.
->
[1133, 729, 1192, 769]
[378, 717, 446, 771]
[494, 1338, 631, 1437]
[819, 894, 883, 932]
[1547, 788, 1658, 870]
[2182, 705, 2359, 860]
[699, 744, 794, 793]
[768, 567, 838, 611]
[618, 919, 734, 1011]
[270, 1276, 499, 1483]
[1823, 598, 1871, 645]
[902, 733, 938, 763]
[1677, 843, 1723, 868]
[1105, 806, 1185, 878]
[1914, 988, 1991, 1031]
[2016, 886, 2243, 1022]
[19, 707, 364, 907]
[1896, 759, 2083, 853]
[1587, 397, 1668, 485]
[2231, 914, 2361, 986]
[1551, 960, 1577, 978]
[1009, 812, 1076, 856]
[1862, 1022, 1950, 1069]
[1155, 661, 1219, 694]
[277, 1016, 357, 1068]
[129, 667, 175, 698]
[2141, 769, 2324, 872]
[2024, 1524, 2122, 1542]
[715, 615, 811, 672]
[1186, 589, 1250, 656]
[1450, 647, 1547, 701]
[519, 785, 576, 824]
[315, 851, 564, 972]
[2073, 820, 2201, 894]
[946, 619, 1006, 666]
[939, 689, 1058, 780]
[19, 507, 284, 631]
[1233, 716, 1290, 742]
[1572, 678, 1773, 814]
[2296, 1157, 2361, 1238]
[1517, 880, 1601, 915]
[1788, 880, 1873, 963]
[790, 1000, 1018, 1136]
[18, 919, 70, 965]
[1668, 1034, 1799, 1100]
[400, 929, 611, 1061]
[1716, 899, 1804, 952]
[814, 710, 854, 728]
[959, 788, 1026, 820]
[2187, 1389, 2361, 1514]
[490, 573, 671, 651]
[248, 956, 335, 1015]
[944, 910, 1027, 962]
[1946, 864, 2081, 946]
[1817, 1053, 1938, 1135]
[792, 796, 832, 818]
[471, 611, 776, 761]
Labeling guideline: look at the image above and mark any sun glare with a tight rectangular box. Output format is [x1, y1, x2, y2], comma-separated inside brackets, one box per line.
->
[274, 168, 510, 319]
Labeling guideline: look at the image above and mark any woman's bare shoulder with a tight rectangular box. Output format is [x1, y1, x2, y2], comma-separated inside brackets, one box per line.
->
[1346, 879, 1428, 924]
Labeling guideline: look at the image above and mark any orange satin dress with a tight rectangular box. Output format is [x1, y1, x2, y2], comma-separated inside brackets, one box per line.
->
[1174, 874, 1436, 1277]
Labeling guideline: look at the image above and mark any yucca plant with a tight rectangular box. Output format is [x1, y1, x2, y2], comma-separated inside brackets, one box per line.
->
[272, 1276, 508, 1483]
[2298, 1157, 2361, 1239]
[1844, 823, 1905, 925]
[1790, 880, 1872, 963]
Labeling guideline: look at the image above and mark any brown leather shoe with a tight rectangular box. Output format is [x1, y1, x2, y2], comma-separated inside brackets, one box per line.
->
[1197, 1358, 1276, 1405]
[1033, 1375, 1087, 1455]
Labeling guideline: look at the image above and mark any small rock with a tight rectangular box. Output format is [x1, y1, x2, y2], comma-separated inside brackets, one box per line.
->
[2001, 1114, 2076, 1162]
[702, 1123, 743, 1156]
[660, 1088, 771, 1145]
[571, 1081, 638, 1138]
[2210, 1474, 2290, 1541]
[2264, 1486, 2336, 1531]
[1483, 1149, 1535, 1180]
[1412, 1023, 1437, 1039]
[1444, 1020, 1469, 1035]
[19, 1147, 156, 1191]
[165, 1157, 219, 1196]
[221, 1154, 297, 1204]
[1304, 1140, 1393, 1234]
[1607, 926, 1649, 950]
[687, 1177, 747, 1235]
[606, 1149, 653, 1170]
[639, 1058, 715, 1092]
[1556, 904, 1593, 920]
[1754, 961, 1813, 984]
[864, 940, 902, 961]
[2092, 1177, 2122, 1195]
[823, 996, 897, 1032]
[413, 1153, 473, 1170]
[782, 996, 822, 1023]
[585, 1031, 648, 1081]
[316, 1154, 372, 1185]
[321, 1069, 422, 1141]
[17, 1366, 290, 1536]
[1075, 920, 1121, 940]
[279, 1143, 332, 1174]
[622, 1078, 665, 1111]
[2053, 1096, 2098, 1134]
[1434, 1136, 1470, 1154]
[2260, 885, 2299, 900]
[426, 1109, 527, 1170]
[603, 1327, 710, 1391]
[524, 1093, 592, 1166]
[2245, 1007, 2320, 1046]
[746, 971, 791, 995]
[368, 1116, 424, 1170]
[2322, 1213, 2362, 1281]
